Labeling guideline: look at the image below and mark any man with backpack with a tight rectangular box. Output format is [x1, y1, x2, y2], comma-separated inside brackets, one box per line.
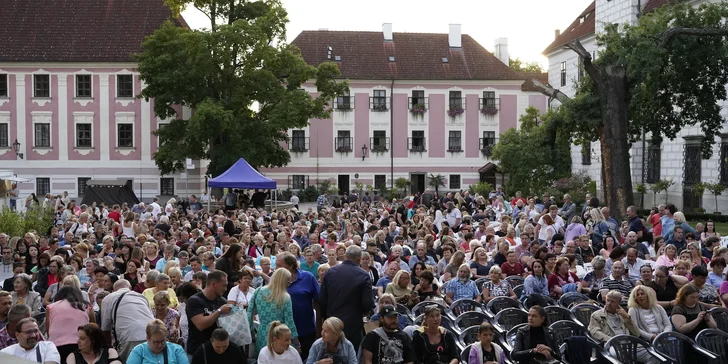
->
[360, 305, 414, 364]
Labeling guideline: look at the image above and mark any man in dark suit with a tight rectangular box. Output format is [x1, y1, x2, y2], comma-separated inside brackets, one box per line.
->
[319, 245, 374, 349]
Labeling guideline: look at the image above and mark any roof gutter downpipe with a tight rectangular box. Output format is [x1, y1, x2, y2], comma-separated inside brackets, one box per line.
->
[390, 78, 395, 192]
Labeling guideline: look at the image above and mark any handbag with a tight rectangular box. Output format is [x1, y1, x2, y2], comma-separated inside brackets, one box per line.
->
[217, 305, 252, 346]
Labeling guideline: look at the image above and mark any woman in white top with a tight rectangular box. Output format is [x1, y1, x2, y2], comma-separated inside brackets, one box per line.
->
[258, 321, 302, 364]
[118, 212, 139, 238]
[165, 198, 176, 217]
[627, 285, 671, 342]
[227, 270, 256, 311]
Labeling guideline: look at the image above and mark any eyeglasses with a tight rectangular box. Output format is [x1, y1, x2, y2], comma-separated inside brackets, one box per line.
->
[20, 329, 39, 335]
[150, 339, 166, 345]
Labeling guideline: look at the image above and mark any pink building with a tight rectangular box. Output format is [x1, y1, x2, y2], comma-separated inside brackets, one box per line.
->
[0, 0, 198, 201]
[263, 24, 548, 194]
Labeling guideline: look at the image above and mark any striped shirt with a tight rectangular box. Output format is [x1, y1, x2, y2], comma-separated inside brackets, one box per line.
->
[599, 275, 634, 304]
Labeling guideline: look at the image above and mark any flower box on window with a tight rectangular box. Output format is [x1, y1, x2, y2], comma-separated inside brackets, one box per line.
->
[371, 145, 388, 153]
[409, 145, 426, 153]
[447, 106, 464, 118]
[336, 146, 352, 153]
[480, 105, 499, 116]
[290, 146, 307, 153]
[448, 147, 463, 153]
[481, 145, 494, 157]
[410, 103, 427, 116]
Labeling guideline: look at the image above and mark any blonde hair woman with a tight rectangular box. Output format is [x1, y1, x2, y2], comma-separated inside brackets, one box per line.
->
[305, 317, 356, 363]
[258, 321, 301, 364]
[248, 268, 300, 356]
[385, 270, 418, 308]
[627, 285, 671, 342]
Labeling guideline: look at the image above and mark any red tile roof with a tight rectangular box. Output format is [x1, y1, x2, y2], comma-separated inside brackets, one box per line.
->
[520, 72, 549, 92]
[0, 0, 187, 63]
[542, 1, 596, 55]
[291, 30, 524, 81]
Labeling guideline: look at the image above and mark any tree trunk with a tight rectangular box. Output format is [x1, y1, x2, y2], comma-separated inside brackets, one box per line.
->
[597, 66, 634, 220]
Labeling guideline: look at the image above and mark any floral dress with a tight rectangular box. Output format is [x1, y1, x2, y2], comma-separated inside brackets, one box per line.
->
[247, 287, 298, 356]
[157, 308, 179, 342]
[484, 280, 512, 298]
[698, 284, 719, 305]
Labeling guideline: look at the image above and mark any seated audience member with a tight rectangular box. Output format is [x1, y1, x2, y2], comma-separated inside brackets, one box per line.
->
[468, 322, 506, 364]
[444, 264, 481, 304]
[191, 328, 245, 364]
[511, 306, 560, 364]
[548, 257, 585, 299]
[599, 260, 633, 305]
[305, 317, 356, 364]
[627, 285, 671, 342]
[411, 305, 459, 364]
[648, 265, 687, 310]
[360, 305, 415, 364]
[690, 265, 720, 308]
[126, 319, 188, 364]
[369, 294, 410, 330]
[0, 317, 60, 364]
[66, 323, 122, 364]
[257, 321, 302, 364]
[481, 266, 516, 303]
[582, 256, 608, 300]
[589, 290, 639, 342]
[671, 284, 718, 340]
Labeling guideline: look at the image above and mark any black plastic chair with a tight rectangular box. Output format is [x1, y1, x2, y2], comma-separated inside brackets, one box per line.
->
[485, 296, 523, 318]
[505, 323, 528, 350]
[559, 292, 591, 308]
[414, 313, 460, 335]
[505, 275, 524, 287]
[494, 308, 528, 334]
[708, 307, 728, 333]
[455, 311, 489, 330]
[396, 304, 413, 320]
[545, 305, 575, 325]
[604, 334, 668, 364]
[450, 298, 484, 317]
[550, 319, 592, 348]
[459, 325, 480, 347]
[570, 303, 600, 328]
[513, 284, 523, 298]
[475, 277, 491, 291]
[560, 338, 620, 364]
[523, 294, 557, 309]
[412, 300, 454, 320]
[653, 331, 717, 364]
[695, 328, 728, 362]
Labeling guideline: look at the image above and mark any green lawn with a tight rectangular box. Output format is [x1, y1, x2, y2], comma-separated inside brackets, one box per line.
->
[687, 220, 728, 236]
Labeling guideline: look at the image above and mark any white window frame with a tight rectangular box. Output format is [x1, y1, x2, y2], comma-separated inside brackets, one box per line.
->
[115, 112, 135, 148]
[31, 111, 52, 148]
[33, 74, 51, 98]
[116, 74, 134, 98]
[75, 74, 93, 98]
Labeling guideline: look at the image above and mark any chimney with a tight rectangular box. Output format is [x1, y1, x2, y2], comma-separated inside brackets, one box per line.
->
[382, 23, 393, 41]
[448, 24, 461, 48]
[494, 38, 509, 66]
[555, 29, 561, 39]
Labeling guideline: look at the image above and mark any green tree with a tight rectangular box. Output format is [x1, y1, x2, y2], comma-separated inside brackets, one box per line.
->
[428, 174, 446, 196]
[635, 183, 648, 209]
[395, 177, 410, 197]
[509, 57, 545, 73]
[138, 0, 348, 176]
[651, 179, 674, 205]
[703, 181, 725, 213]
[470, 182, 493, 197]
[529, 2, 728, 219]
[491, 106, 571, 195]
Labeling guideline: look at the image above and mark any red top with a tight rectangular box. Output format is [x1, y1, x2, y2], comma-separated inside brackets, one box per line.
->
[108, 211, 121, 223]
[501, 261, 525, 277]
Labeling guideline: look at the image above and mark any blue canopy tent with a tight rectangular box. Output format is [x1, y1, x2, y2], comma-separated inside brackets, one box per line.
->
[207, 158, 277, 211]
[208, 158, 276, 189]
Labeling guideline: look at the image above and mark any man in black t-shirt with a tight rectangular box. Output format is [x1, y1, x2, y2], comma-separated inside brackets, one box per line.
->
[186, 271, 232, 354]
[395, 199, 408, 226]
[191, 328, 246, 364]
[361, 305, 414, 364]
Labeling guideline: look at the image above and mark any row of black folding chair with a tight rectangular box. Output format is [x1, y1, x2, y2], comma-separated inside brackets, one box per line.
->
[695, 328, 728, 362]
[708, 307, 728, 333]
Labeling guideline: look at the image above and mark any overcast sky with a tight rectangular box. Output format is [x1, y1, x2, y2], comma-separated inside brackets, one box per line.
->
[181, 0, 593, 67]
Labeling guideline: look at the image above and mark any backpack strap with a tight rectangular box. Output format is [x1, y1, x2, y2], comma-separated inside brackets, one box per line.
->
[111, 291, 130, 349]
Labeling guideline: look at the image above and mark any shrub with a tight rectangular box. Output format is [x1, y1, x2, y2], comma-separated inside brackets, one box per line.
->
[0, 205, 55, 238]
[470, 182, 493, 197]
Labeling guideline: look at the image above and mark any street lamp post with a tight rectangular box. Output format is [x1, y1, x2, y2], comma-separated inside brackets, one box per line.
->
[12, 139, 23, 159]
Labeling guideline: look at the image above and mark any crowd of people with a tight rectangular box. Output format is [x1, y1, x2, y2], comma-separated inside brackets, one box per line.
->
[0, 187, 726, 364]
